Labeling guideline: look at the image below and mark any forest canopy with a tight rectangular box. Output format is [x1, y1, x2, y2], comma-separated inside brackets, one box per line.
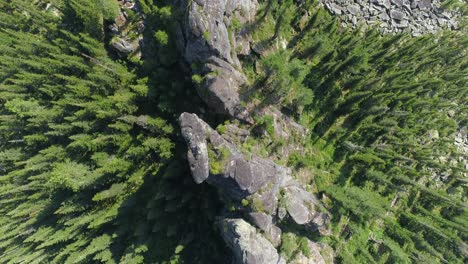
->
[0, 0, 467, 263]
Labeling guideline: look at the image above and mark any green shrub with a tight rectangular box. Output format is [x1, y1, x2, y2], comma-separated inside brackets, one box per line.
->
[99, 0, 120, 20]
[250, 196, 265, 212]
[254, 114, 275, 137]
[203, 31, 211, 41]
[216, 124, 227, 134]
[231, 17, 242, 31]
[155, 30, 169, 45]
[192, 74, 204, 85]
[207, 143, 230, 175]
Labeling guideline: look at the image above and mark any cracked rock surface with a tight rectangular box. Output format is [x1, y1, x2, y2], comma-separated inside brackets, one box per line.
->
[176, 0, 258, 121]
[322, 0, 460, 35]
[179, 112, 332, 264]
[220, 218, 286, 264]
[109, 0, 144, 59]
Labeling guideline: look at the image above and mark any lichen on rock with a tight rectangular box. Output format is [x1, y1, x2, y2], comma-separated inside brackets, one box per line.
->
[179, 112, 332, 264]
[176, 0, 259, 121]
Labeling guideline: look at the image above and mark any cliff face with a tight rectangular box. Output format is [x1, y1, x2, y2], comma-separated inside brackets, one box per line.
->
[175, 0, 257, 122]
[179, 112, 331, 264]
[176, 1, 333, 263]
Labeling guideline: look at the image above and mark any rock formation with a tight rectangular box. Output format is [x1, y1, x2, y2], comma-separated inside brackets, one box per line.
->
[220, 218, 286, 264]
[176, 0, 258, 122]
[322, 0, 460, 35]
[179, 112, 331, 264]
[176, 1, 335, 263]
[109, 0, 144, 59]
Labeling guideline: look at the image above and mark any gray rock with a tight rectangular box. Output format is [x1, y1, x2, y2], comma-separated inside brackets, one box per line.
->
[247, 212, 282, 247]
[371, 0, 390, 9]
[396, 20, 409, 28]
[201, 57, 251, 121]
[179, 112, 331, 231]
[111, 38, 135, 54]
[177, 0, 258, 121]
[391, 0, 403, 7]
[178, 113, 211, 183]
[418, 0, 431, 10]
[322, 0, 459, 35]
[179, 113, 277, 199]
[283, 185, 330, 235]
[390, 10, 406, 20]
[108, 2, 144, 60]
[109, 24, 119, 34]
[220, 218, 284, 264]
[278, 206, 287, 220]
[114, 13, 127, 28]
[256, 106, 308, 141]
[347, 4, 361, 15]
[379, 12, 390, 21]
[326, 2, 343, 15]
[383, 0, 391, 9]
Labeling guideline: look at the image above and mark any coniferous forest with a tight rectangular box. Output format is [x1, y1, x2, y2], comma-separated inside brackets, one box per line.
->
[0, 0, 466, 263]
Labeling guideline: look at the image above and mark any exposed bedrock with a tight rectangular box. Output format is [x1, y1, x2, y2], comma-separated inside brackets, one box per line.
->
[322, 0, 460, 35]
[220, 218, 331, 264]
[109, 0, 144, 59]
[176, 0, 258, 121]
[179, 112, 332, 264]
[220, 218, 286, 264]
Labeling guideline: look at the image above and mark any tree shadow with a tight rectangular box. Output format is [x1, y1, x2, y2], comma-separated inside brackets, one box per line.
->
[106, 153, 230, 263]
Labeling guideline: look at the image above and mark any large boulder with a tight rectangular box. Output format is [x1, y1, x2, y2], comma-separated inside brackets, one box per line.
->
[220, 218, 286, 264]
[179, 112, 281, 198]
[111, 37, 135, 54]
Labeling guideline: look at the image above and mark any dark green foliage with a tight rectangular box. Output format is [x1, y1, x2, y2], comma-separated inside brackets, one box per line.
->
[1, 0, 467, 263]
[280, 232, 311, 261]
[248, 0, 467, 263]
[253, 114, 275, 137]
[207, 143, 230, 175]
[0, 0, 227, 263]
[256, 51, 311, 110]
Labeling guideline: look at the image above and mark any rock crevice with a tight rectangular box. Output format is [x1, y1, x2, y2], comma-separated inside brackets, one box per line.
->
[322, 0, 460, 35]
[177, 0, 258, 121]
[179, 113, 331, 264]
[177, 1, 334, 263]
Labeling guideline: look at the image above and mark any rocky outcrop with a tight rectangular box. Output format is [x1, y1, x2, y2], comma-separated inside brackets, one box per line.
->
[322, 0, 460, 36]
[176, 1, 335, 262]
[111, 37, 136, 54]
[179, 112, 331, 263]
[220, 218, 286, 264]
[176, 0, 258, 121]
[256, 107, 308, 140]
[109, 0, 144, 59]
[289, 240, 331, 264]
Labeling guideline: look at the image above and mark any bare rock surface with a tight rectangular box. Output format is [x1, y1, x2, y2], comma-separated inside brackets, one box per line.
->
[322, 0, 460, 35]
[179, 112, 332, 263]
[177, 0, 258, 121]
[108, 0, 144, 59]
[220, 218, 286, 264]
[247, 212, 282, 247]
